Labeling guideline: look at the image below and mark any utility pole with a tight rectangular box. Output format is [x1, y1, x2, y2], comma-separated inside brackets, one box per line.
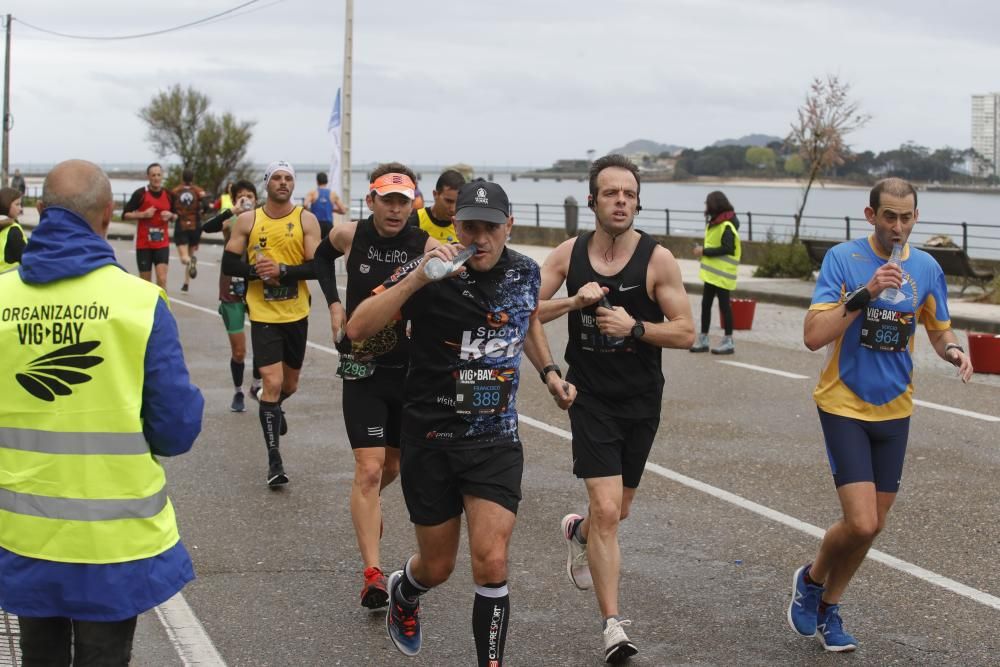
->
[340, 0, 353, 218]
[2, 14, 11, 187]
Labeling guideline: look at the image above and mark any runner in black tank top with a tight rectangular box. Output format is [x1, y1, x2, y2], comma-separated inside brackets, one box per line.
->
[538, 155, 695, 663]
[312, 162, 436, 612]
[565, 229, 664, 417]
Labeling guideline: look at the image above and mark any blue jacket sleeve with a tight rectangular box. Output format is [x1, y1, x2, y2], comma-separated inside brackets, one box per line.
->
[141, 297, 204, 456]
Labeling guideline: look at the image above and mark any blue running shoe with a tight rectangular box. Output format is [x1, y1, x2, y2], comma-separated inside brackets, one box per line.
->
[386, 570, 421, 656]
[816, 604, 857, 652]
[787, 564, 824, 637]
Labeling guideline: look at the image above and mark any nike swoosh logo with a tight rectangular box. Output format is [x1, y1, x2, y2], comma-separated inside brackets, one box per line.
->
[619, 284, 640, 292]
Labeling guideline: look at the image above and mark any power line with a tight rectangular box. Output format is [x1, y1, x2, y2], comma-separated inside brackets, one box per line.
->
[14, 1, 262, 41]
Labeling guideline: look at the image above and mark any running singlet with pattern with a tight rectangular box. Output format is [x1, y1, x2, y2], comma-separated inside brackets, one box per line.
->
[398, 248, 540, 448]
[565, 230, 664, 417]
[245, 206, 311, 323]
[343, 216, 429, 368]
[171, 184, 206, 231]
[311, 187, 334, 223]
[810, 237, 951, 421]
[126, 187, 172, 250]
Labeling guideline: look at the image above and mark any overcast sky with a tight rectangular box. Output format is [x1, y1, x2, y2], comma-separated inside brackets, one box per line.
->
[5, 0, 999, 168]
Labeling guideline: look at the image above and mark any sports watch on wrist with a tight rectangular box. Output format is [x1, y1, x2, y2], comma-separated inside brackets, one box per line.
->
[630, 320, 645, 339]
[539, 364, 561, 384]
[843, 286, 871, 314]
[944, 343, 964, 354]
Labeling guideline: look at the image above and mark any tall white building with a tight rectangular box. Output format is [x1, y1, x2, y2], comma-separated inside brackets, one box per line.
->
[971, 93, 1000, 177]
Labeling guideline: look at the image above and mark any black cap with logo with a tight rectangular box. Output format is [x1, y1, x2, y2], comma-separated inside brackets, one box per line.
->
[454, 180, 510, 226]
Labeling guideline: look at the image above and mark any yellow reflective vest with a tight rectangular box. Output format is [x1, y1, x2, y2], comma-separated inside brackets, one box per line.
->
[699, 220, 741, 291]
[0, 221, 24, 273]
[417, 207, 457, 244]
[0, 265, 181, 564]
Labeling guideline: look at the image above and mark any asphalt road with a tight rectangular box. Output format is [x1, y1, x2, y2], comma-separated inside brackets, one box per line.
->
[104, 240, 1000, 666]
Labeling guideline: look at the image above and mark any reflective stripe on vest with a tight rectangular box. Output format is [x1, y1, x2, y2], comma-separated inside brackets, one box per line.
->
[0, 222, 23, 273]
[0, 264, 181, 564]
[417, 207, 457, 244]
[699, 220, 741, 290]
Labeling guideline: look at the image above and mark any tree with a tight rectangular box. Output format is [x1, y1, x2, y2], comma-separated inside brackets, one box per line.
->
[745, 146, 776, 170]
[783, 154, 805, 176]
[138, 85, 256, 196]
[787, 75, 870, 240]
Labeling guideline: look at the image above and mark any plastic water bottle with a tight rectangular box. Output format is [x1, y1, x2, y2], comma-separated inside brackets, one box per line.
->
[597, 295, 625, 346]
[880, 242, 903, 302]
[424, 245, 477, 280]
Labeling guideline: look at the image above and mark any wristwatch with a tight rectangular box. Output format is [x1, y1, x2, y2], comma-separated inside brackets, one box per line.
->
[539, 363, 561, 384]
[944, 343, 964, 354]
[630, 319, 646, 340]
[278, 263, 288, 279]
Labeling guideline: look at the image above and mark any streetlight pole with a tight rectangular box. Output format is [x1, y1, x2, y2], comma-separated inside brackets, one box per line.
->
[340, 0, 353, 218]
[2, 14, 12, 187]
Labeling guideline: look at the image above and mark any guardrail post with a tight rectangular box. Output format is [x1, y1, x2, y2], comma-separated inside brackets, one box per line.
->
[535, 203, 540, 227]
[845, 215, 851, 240]
[746, 211, 752, 242]
[665, 208, 670, 236]
[962, 222, 968, 252]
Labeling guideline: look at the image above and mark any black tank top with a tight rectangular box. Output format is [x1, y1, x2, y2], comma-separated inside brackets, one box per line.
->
[344, 216, 428, 366]
[565, 230, 664, 416]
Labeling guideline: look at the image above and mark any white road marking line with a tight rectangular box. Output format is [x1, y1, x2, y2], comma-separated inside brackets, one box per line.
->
[913, 398, 1000, 422]
[517, 414, 1000, 612]
[715, 360, 810, 379]
[715, 361, 999, 422]
[167, 297, 1000, 619]
[171, 297, 341, 357]
[154, 593, 227, 666]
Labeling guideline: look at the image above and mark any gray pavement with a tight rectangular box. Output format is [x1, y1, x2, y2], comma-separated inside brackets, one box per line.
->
[3, 229, 999, 666]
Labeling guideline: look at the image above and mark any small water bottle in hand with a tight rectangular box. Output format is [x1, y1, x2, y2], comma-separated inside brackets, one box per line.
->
[424, 245, 477, 280]
[880, 242, 903, 302]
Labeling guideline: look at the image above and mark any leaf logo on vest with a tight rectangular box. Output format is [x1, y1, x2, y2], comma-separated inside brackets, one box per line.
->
[15, 340, 104, 402]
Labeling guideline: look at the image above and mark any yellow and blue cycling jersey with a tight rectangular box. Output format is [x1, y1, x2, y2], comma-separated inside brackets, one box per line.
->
[809, 236, 951, 421]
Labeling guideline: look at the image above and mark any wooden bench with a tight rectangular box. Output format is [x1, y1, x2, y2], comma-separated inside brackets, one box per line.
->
[920, 246, 995, 295]
[801, 239, 839, 270]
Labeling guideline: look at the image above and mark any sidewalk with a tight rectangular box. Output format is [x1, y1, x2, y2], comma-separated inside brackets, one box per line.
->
[18, 209, 1000, 334]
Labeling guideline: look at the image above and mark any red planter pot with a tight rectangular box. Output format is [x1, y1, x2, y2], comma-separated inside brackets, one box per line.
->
[967, 332, 1000, 374]
[721, 298, 757, 330]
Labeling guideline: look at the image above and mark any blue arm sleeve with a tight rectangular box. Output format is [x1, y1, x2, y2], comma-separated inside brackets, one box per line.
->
[142, 297, 204, 456]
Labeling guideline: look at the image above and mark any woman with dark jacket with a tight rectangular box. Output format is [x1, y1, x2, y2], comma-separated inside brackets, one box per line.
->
[691, 190, 741, 354]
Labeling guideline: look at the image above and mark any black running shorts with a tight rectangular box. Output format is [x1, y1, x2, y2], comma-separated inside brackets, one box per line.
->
[173, 224, 202, 247]
[135, 247, 169, 272]
[250, 317, 309, 369]
[568, 403, 659, 489]
[400, 441, 523, 526]
[342, 366, 405, 449]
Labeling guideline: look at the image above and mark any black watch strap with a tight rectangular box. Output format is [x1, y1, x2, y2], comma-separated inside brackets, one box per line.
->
[540, 363, 561, 384]
[843, 287, 871, 314]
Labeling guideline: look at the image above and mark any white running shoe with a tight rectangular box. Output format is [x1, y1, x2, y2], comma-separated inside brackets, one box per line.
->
[603, 618, 638, 664]
[560, 513, 592, 590]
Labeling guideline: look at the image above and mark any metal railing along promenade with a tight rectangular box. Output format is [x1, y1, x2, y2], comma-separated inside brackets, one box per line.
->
[26, 186, 991, 261]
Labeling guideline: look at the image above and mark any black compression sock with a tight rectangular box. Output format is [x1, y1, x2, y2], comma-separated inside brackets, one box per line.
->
[473, 582, 509, 667]
[279, 390, 291, 404]
[398, 556, 430, 604]
[230, 359, 245, 390]
[252, 365, 261, 381]
[259, 401, 281, 450]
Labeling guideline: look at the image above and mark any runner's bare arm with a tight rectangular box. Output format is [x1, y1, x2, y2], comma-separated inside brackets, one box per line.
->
[346, 245, 460, 340]
[630, 246, 694, 349]
[537, 239, 603, 323]
[301, 210, 321, 261]
[523, 308, 575, 409]
[926, 328, 974, 383]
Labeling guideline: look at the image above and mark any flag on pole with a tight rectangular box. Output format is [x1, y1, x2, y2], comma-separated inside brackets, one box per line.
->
[328, 88, 342, 203]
